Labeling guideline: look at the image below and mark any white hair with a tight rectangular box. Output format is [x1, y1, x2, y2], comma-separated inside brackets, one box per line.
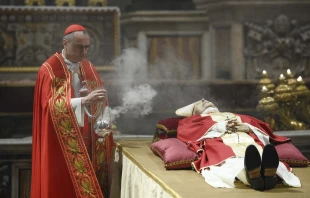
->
[63, 30, 88, 42]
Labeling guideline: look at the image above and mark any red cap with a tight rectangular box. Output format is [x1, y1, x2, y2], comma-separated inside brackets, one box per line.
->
[64, 24, 86, 35]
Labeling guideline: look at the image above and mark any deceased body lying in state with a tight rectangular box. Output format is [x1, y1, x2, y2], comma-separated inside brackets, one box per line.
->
[150, 99, 309, 192]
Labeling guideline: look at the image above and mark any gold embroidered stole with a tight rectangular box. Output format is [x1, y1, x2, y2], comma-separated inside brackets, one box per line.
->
[80, 61, 113, 197]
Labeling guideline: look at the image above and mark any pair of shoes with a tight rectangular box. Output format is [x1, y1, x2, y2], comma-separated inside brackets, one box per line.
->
[244, 145, 264, 191]
[261, 144, 279, 190]
[244, 144, 279, 190]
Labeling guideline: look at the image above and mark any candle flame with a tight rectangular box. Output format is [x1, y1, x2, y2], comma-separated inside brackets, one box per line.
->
[262, 86, 268, 91]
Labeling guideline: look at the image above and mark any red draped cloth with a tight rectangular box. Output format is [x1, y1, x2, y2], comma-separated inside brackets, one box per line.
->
[31, 52, 113, 198]
[177, 113, 289, 172]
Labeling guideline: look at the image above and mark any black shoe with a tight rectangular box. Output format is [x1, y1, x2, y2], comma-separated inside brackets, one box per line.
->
[261, 144, 279, 190]
[244, 145, 264, 191]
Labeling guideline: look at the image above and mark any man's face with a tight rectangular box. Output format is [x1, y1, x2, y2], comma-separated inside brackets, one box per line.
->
[192, 100, 215, 115]
[64, 32, 90, 63]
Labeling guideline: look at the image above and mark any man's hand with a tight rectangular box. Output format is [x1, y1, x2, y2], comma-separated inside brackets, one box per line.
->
[226, 120, 250, 133]
[226, 119, 237, 128]
[81, 89, 107, 105]
[235, 123, 250, 132]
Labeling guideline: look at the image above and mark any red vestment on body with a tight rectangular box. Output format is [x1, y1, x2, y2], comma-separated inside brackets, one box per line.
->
[177, 113, 289, 172]
[31, 52, 113, 198]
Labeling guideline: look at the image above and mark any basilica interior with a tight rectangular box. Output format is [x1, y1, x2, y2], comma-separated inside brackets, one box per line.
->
[0, 0, 310, 197]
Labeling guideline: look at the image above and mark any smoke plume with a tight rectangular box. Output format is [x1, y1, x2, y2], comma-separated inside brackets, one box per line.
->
[107, 48, 157, 121]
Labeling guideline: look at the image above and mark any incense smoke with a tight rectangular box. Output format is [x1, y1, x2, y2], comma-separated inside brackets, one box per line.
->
[106, 48, 157, 121]
[110, 84, 157, 119]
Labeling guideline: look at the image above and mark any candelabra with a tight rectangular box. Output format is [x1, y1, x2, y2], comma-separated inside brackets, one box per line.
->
[257, 69, 310, 131]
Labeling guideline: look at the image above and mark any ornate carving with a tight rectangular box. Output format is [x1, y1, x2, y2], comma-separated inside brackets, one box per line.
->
[0, 6, 119, 70]
[56, 0, 75, 6]
[0, 163, 10, 198]
[244, 15, 310, 79]
[88, 0, 106, 6]
[25, 0, 45, 6]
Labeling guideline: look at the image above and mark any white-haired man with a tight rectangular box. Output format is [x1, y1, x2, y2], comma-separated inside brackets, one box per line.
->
[176, 99, 301, 190]
[31, 24, 113, 198]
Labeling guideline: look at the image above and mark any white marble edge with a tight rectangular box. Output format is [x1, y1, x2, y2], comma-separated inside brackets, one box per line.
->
[0, 135, 154, 145]
[0, 136, 32, 145]
[274, 130, 310, 137]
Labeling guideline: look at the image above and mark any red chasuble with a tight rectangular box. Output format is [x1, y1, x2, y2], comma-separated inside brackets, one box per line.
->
[31, 52, 113, 198]
[177, 113, 290, 172]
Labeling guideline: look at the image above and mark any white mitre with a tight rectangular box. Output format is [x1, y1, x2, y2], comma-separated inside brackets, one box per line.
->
[175, 101, 198, 117]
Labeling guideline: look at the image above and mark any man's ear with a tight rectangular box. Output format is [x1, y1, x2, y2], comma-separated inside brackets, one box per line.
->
[63, 39, 67, 48]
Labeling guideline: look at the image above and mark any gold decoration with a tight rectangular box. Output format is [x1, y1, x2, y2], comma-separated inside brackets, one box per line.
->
[258, 70, 275, 95]
[74, 157, 87, 174]
[257, 86, 279, 112]
[257, 72, 309, 130]
[274, 74, 299, 130]
[25, 0, 45, 6]
[257, 86, 279, 130]
[290, 120, 307, 130]
[274, 74, 294, 102]
[81, 177, 94, 195]
[51, 76, 103, 197]
[294, 76, 310, 127]
[88, 0, 106, 6]
[55, 0, 75, 6]
[286, 69, 297, 89]
[68, 138, 80, 153]
[295, 76, 310, 97]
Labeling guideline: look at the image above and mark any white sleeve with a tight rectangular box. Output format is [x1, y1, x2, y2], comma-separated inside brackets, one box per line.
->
[244, 123, 270, 145]
[71, 98, 84, 127]
[196, 121, 227, 141]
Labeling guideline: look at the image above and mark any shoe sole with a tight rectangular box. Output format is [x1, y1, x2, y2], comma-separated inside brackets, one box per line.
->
[245, 145, 264, 191]
[262, 144, 279, 190]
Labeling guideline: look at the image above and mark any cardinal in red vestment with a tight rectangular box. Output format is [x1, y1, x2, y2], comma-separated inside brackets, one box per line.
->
[31, 24, 113, 198]
[176, 99, 301, 190]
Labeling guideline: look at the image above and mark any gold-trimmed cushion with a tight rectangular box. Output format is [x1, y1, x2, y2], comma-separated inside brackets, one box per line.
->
[275, 142, 309, 167]
[150, 138, 198, 170]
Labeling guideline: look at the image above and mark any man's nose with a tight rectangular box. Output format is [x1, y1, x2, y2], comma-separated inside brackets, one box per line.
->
[82, 47, 88, 54]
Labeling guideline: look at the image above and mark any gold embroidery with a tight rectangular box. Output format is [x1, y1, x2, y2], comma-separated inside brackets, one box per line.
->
[87, 80, 99, 91]
[55, 100, 67, 115]
[81, 177, 95, 197]
[95, 138, 109, 196]
[68, 138, 80, 154]
[50, 77, 103, 198]
[74, 157, 87, 174]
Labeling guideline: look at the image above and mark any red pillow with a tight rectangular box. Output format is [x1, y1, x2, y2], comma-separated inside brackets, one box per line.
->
[153, 117, 184, 143]
[150, 138, 198, 170]
[275, 142, 309, 167]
